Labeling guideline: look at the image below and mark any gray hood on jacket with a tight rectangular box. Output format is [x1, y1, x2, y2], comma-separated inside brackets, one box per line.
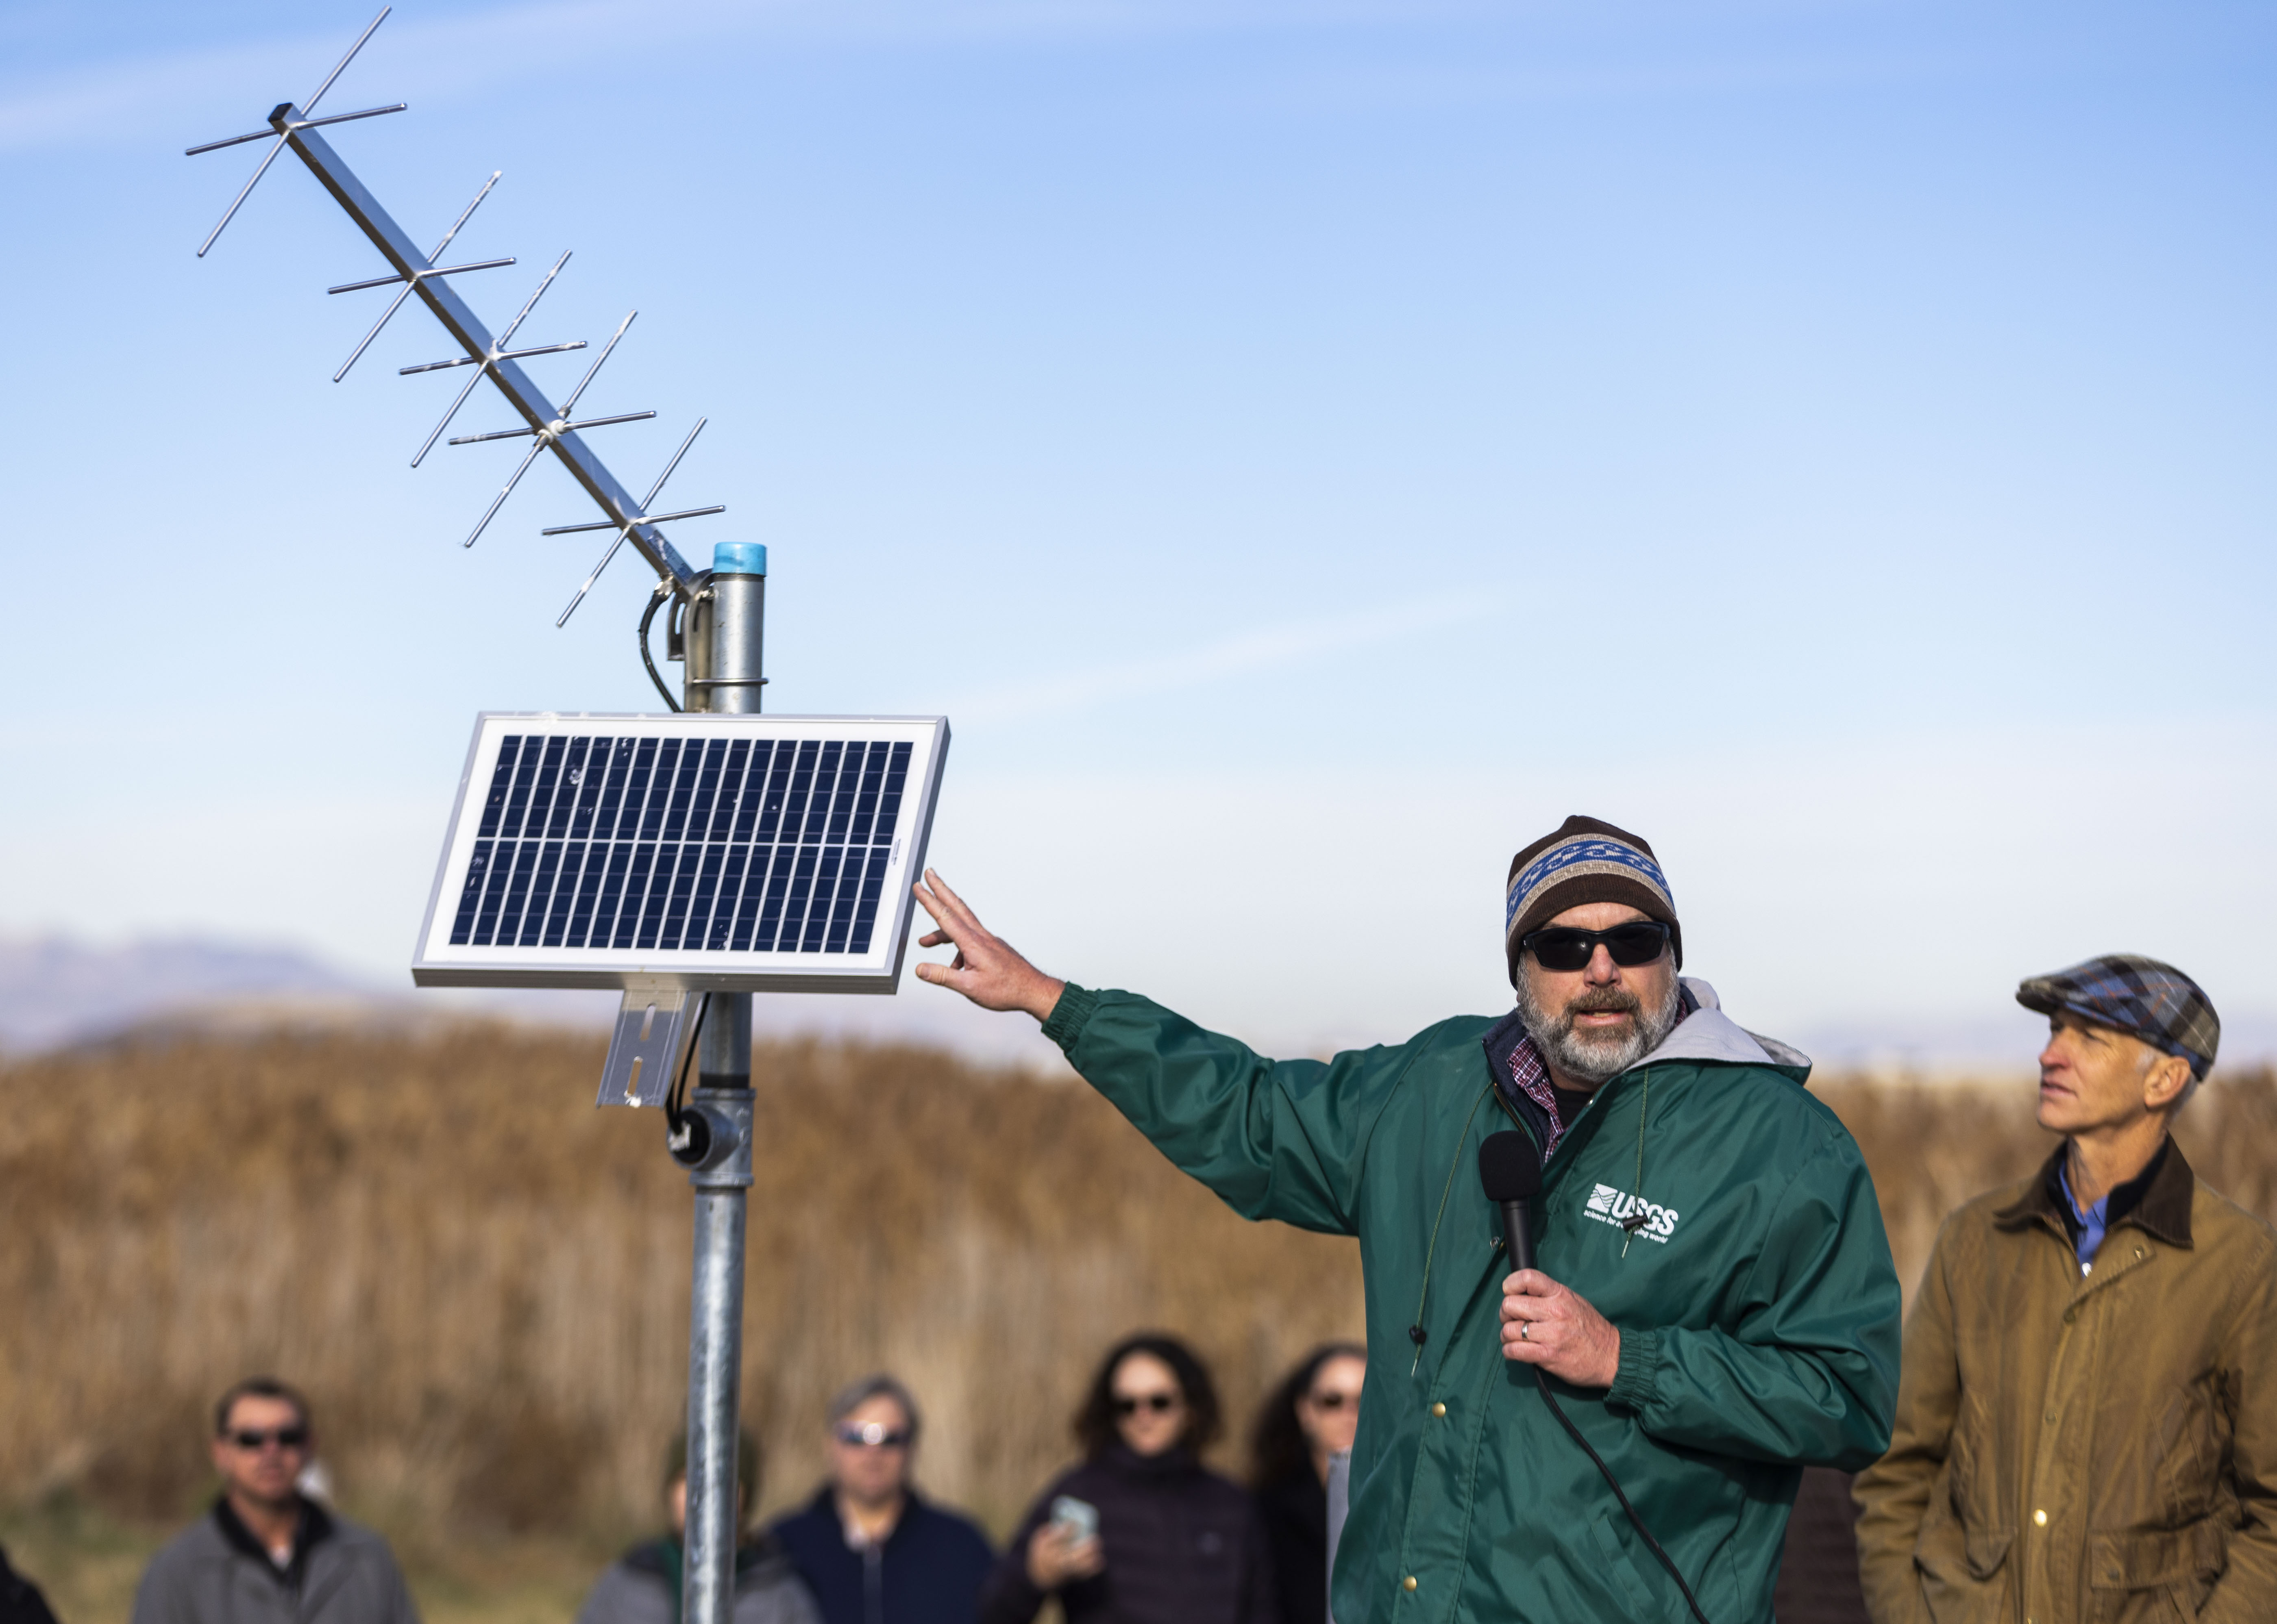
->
[1639, 977, 1812, 1074]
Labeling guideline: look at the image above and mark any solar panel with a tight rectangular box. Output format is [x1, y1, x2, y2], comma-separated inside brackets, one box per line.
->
[412, 712, 948, 993]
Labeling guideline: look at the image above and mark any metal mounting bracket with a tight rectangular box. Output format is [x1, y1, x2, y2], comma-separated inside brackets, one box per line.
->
[597, 981, 700, 1107]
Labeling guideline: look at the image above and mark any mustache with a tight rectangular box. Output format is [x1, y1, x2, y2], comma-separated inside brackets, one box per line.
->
[1561, 988, 1643, 1020]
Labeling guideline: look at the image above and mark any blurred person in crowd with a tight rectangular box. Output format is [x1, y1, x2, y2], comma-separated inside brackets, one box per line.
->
[770, 1374, 993, 1624]
[1247, 1344, 1364, 1624]
[577, 1430, 818, 1624]
[977, 1334, 1274, 1624]
[0, 1546, 60, 1624]
[1772, 1468, 1870, 1624]
[130, 1378, 418, 1624]
[915, 813, 1900, 1624]
[1855, 957, 2277, 1624]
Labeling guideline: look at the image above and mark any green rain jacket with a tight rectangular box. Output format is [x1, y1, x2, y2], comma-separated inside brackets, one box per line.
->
[1040, 977, 1901, 1624]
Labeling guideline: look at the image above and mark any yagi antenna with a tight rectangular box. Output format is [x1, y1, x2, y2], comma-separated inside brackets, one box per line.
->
[185, 5, 723, 627]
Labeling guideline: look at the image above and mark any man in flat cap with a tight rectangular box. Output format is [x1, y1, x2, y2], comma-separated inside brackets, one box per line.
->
[1855, 956, 2277, 1624]
[913, 815, 1901, 1624]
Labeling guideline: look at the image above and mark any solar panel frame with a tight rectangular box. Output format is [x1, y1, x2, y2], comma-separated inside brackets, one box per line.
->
[411, 711, 949, 992]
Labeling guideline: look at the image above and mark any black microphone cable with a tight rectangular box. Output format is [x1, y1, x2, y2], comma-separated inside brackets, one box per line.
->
[1528, 1368, 1711, 1624]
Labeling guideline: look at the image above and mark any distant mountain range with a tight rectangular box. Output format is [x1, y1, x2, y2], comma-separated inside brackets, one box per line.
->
[0, 935, 381, 1052]
[0, 935, 1061, 1067]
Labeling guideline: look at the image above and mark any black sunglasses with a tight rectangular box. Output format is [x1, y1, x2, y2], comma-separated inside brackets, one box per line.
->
[1520, 921, 1672, 973]
[1113, 1393, 1180, 1416]
[226, 1426, 309, 1451]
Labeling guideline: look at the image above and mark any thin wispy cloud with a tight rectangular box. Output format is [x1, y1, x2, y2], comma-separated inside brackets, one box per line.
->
[946, 596, 1492, 724]
[0, 0, 1428, 153]
[0, 0, 1929, 157]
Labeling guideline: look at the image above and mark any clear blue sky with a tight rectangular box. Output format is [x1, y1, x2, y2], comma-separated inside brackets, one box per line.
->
[2, 0, 2272, 1065]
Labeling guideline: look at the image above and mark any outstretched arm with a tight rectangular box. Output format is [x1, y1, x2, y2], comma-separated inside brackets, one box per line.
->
[910, 871, 1419, 1237]
[912, 870, 1065, 1020]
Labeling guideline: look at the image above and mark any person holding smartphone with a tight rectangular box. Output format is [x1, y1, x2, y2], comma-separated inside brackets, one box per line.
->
[977, 1335, 1275, 1624]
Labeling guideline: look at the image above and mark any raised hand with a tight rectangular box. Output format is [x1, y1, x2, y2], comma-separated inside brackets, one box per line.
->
[911, 870, 1066, 1021]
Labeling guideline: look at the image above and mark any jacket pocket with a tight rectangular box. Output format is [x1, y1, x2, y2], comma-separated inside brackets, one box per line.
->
[2086, 1522, 2226, 1621]
[1587, 1513, 1667, 1616]
[1963, 1527, 2012, 1583]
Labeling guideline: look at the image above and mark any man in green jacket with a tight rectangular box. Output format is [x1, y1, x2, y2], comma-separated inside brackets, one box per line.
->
[914, 815, 1901, 1624]
[1853, 957, 2277, 1624]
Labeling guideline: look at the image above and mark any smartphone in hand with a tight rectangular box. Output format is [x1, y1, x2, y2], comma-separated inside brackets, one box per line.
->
[1048, 1495, 1099, 1543]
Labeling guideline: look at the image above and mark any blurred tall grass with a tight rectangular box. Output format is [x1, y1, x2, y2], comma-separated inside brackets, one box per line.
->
[3, 1023, 2271, 1615]
[0, 1024, 1365, 1544]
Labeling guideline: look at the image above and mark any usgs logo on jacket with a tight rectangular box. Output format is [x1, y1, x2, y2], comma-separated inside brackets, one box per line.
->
[1584, 1184, 1679, 1242]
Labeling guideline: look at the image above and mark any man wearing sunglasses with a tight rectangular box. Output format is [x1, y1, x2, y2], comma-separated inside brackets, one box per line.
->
[914, 814, 1900, 1624]
[132, 1378, 418, 1624]
[772, 1376, 995, 1624]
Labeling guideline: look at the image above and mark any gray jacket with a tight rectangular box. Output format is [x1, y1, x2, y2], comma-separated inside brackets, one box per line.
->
[575, 1539, 819, 1624]
[131, 1502, 418, 1624]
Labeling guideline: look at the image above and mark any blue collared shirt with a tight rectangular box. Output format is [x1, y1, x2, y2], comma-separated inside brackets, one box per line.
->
[2053, 1139, 2169, 1276]
[2057, 1159, 2109, 1274]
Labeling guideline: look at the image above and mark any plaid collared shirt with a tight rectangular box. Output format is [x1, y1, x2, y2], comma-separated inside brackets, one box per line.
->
[1504, 1033, 1569, 1155]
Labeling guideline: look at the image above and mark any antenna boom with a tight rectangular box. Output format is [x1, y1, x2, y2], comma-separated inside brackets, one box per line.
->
[273, 113, 698, 590]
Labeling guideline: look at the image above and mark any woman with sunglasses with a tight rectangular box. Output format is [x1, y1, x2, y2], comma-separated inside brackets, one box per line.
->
[977, 1335, 1275, 1624]
[1247, 1345, 1365, 1624]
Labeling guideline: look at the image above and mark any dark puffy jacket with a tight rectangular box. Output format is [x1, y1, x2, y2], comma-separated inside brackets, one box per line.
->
[977, 1448, 1276, 1624]
[1, 1546, 61, 1624]
[1251, 1474, 1326, 1624]
[770, 1488, 993, 1624]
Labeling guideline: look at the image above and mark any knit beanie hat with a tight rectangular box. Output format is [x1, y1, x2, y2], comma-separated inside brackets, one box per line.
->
[1505, 815, 1681, 985]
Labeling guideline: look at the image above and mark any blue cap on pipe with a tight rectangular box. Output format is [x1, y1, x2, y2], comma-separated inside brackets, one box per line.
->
[712, 542, 767, 576]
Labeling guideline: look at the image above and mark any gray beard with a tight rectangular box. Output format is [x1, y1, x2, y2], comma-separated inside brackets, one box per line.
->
[1514, 971, 1684, 1089]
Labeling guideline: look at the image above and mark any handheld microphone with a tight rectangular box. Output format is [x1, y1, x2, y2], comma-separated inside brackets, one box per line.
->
[1478, 1132, 1542, 1272]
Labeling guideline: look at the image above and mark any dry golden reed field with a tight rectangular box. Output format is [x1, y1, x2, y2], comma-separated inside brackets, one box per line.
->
[2, 1019, 2273, 1623]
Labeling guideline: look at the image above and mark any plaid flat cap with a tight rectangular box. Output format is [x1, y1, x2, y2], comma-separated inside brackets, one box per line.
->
[2016, 954, 2220, 1080]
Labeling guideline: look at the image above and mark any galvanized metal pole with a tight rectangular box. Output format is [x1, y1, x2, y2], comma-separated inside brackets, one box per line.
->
[678, 542, 766, 1624]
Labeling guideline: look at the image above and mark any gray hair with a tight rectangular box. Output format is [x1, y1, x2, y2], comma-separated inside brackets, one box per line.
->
[1514, 963, 1684, 1088]
[827, 1373, 921, 1440]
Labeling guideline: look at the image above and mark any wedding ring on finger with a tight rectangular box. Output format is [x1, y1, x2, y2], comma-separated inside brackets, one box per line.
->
[1519, 1322, 1530, 1341]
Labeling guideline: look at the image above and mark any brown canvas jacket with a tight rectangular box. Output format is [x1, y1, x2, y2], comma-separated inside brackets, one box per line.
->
[1854, 1139, 2277, 1624]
